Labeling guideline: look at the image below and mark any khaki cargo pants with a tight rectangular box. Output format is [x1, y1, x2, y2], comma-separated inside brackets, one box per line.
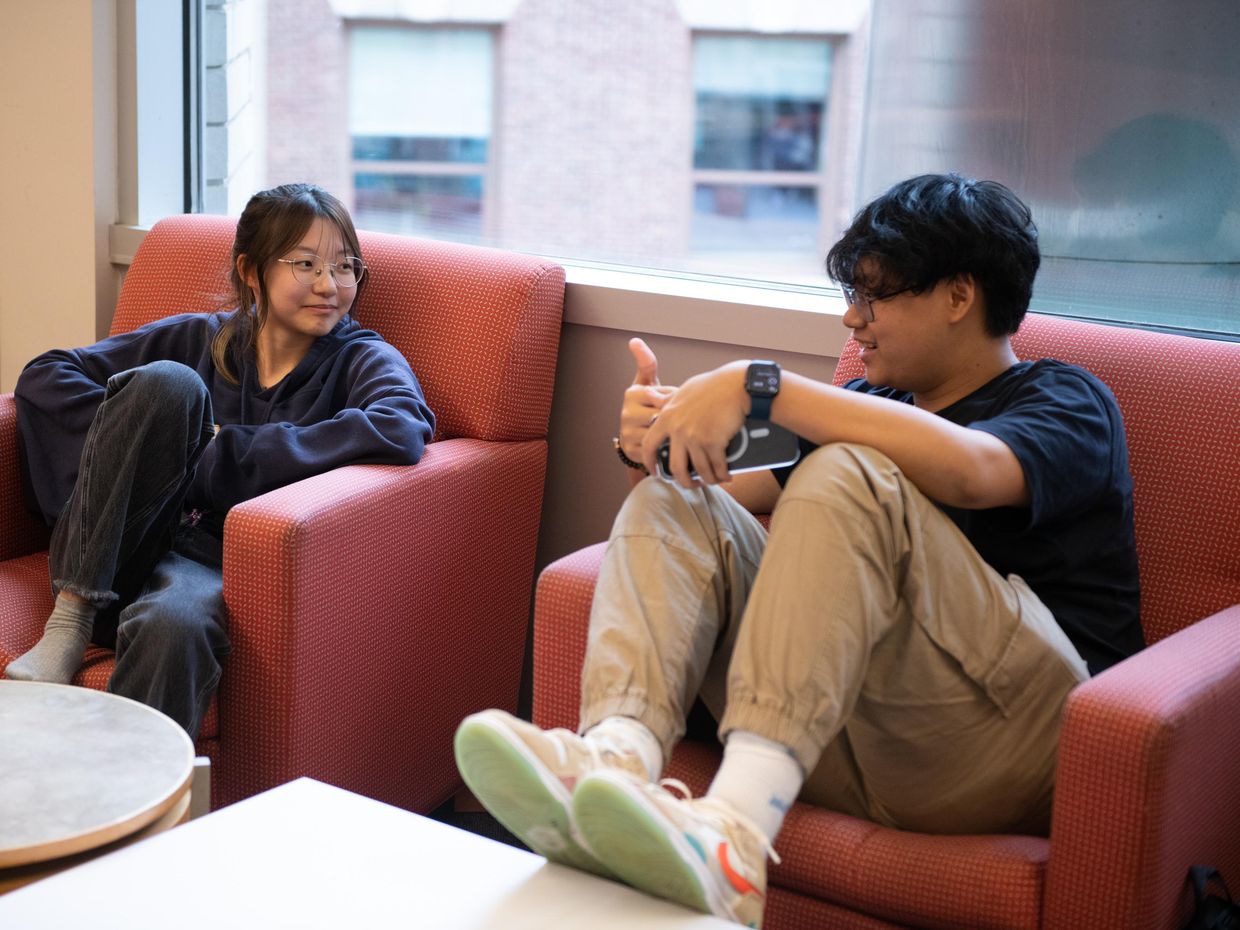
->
[580, 443, 1088, 835]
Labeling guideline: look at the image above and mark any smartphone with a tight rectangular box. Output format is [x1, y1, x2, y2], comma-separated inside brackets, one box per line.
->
[656, 419, 801, 480]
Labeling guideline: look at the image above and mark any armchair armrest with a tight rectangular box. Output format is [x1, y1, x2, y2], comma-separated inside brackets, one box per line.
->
[532, 541, 607, 731]
[0, 394, 50, 560]
[217, 436, 548, 812]
[1045, 604, 1240, 930]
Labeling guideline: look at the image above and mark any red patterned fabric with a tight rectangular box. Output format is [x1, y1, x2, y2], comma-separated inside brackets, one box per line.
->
[535, 314, 1240, 930]
[217, 438, 548, 812]
[1, 214, 564, 812]
[0, 397, 51, 561]
[532, 543, 605, 731]
[763, 890, 908, 930]
[1045, 604, 1240, 930]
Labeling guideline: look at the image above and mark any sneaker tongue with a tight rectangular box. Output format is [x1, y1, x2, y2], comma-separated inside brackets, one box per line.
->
[590, 738, 645, 776]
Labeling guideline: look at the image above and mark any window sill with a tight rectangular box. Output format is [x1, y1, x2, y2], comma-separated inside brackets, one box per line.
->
[109, 224, 148, 266]
[108, 223, 852, 358]
[562, 263, 851, 358]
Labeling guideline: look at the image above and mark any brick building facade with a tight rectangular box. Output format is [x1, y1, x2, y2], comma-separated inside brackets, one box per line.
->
[253, 0, 868, 279]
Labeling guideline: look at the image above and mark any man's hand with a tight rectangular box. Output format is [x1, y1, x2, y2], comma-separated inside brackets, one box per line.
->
[619, 338, 675, 472]
[642, 359, 750, 487]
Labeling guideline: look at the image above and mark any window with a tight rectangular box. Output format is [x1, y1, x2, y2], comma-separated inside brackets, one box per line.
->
[856, 1, 1240, 337]
[349, 27, 493, 241]
[691, 37, 832, 282]
[189, 0, 1240, 337]
[197, 2, 858, 292]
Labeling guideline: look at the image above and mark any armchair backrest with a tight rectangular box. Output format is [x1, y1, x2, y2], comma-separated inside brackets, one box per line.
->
[834, 314, 1240, 645]
[114, 214, 565, 443]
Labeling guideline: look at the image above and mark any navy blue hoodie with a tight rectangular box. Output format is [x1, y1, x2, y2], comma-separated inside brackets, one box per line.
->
[15, 312, 435, 527]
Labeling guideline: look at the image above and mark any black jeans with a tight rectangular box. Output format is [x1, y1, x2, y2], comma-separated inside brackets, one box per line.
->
[48, 360, 229, 738]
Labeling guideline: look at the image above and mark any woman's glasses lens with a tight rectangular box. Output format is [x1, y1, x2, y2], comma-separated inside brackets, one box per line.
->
[285, 258, 364, 287]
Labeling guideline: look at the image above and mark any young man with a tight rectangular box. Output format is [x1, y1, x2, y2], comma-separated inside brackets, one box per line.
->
[455, 174, 1144, 927]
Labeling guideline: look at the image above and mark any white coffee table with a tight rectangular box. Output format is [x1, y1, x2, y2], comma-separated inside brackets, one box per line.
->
[0, 777, 740, 928]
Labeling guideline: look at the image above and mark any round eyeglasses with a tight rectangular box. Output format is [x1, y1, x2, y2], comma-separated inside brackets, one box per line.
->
[277, 256, 366, 289]
[839, 283, 913, 323]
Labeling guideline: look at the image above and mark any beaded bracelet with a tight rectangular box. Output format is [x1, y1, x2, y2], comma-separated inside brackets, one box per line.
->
[612, 437, 649, 474]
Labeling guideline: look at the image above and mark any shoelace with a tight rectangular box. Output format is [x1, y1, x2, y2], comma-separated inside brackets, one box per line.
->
[545, 727, 635, 775]
[654, 778, 781, 866]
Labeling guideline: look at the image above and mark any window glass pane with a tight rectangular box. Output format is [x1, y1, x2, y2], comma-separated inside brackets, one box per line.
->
[195, 1, 1240, 334]
[692, 185, 822, 278]
[346, 26, 492, 245]
[858, 0, 1240, 336]
[353, 173, 484, 239]
[351, 136, 487, 164]
[349, 28, 492, 146]
[694, 37, 830, 172]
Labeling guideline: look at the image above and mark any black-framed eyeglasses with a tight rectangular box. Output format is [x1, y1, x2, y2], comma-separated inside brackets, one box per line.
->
[839, 283, 912, 323]
[277, 256, 366, 289]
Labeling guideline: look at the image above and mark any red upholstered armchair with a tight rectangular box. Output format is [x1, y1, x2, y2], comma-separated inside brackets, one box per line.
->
[0, 214, 564, 814]
[532, 315, 1240, 930]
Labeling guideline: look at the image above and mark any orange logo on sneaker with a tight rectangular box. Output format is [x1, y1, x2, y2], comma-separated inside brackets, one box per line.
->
[718, 842, 761, 897]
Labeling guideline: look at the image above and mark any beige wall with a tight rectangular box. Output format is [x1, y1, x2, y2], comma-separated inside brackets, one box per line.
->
[0, 0, 118, 392]
[536, 322, 838, 570]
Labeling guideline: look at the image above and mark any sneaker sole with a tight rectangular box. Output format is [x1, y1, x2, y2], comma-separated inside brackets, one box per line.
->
[453, 714, 613, 878]
[573, 771, 736, 921]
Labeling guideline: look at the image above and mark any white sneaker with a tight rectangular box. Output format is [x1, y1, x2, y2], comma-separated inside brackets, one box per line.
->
[453, 709, 648, 878]
[573, 769, 778, 928]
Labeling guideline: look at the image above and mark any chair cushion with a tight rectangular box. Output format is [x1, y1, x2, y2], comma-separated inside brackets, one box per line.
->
[347, 230, 565, 444]
[665, 740, 1047, 930]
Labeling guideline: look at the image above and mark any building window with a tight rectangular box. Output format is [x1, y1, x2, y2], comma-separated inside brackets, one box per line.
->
[182, 1, 1240, 336]
[691, 36, 832, 278]
[348, 27, 493, 242]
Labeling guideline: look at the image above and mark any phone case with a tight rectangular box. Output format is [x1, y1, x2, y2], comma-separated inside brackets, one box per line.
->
[656, 419, 801, 480]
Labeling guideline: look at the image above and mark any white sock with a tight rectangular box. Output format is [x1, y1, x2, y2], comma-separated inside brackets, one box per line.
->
[585, 715, 664, 782]
[707, 730, 804, 842]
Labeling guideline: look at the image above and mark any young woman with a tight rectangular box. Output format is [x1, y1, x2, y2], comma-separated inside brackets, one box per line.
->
[4, 183, 435, 739]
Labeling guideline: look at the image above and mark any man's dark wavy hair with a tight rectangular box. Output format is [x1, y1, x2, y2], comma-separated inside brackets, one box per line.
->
[825, 174, 1040, 337]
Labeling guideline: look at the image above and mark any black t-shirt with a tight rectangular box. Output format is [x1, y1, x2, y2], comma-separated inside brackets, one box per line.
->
[774, 359, 1144, 674]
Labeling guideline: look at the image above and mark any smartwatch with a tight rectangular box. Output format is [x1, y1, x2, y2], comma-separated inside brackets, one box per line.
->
[745, 360, 781, 420]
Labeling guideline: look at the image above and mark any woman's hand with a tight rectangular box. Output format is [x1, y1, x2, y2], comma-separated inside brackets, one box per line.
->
[619, 337, 676, 463]
[642, 359, 750, 487]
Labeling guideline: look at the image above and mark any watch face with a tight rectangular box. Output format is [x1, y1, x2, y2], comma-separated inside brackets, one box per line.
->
[747, 362, 780, 396]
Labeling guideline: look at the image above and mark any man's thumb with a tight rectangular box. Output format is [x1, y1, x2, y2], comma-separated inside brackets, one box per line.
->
[629, 337, 660, 386]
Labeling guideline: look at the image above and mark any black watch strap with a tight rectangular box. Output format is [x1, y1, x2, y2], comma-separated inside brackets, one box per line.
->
[749, 392, 774, 420]
[746, 360, 780, 420]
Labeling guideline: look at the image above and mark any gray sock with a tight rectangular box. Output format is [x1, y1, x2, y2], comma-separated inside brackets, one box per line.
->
[4, 595, 96, 684]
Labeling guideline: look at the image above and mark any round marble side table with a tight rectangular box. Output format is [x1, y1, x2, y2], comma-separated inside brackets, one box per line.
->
[0, 681, 194, 892]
